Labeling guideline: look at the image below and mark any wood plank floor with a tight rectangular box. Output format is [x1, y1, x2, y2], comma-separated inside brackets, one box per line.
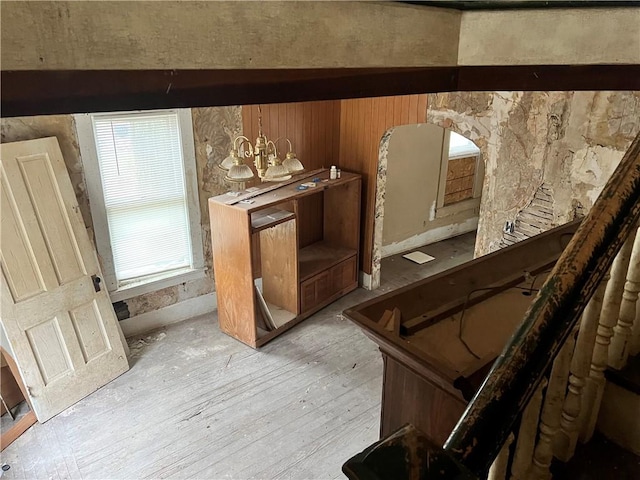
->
[1, 233, 475, 480]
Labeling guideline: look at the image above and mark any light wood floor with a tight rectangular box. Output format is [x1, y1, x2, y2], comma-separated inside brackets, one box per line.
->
[1, 233, 475, 480]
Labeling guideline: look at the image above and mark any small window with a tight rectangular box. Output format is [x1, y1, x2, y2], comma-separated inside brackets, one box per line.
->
[435, 130, 484, 218]
[448, 131, 480, 159]
[76, 110, 204, 298]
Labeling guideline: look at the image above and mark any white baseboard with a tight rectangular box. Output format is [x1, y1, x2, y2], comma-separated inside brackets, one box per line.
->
[120, 292, 217, 338]
[381, 217, 478, 258]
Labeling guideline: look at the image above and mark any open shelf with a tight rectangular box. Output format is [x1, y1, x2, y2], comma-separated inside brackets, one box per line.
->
[299, 241, 357, 282]
[254, 276, 297, 333]
[250, 207, 295, 232]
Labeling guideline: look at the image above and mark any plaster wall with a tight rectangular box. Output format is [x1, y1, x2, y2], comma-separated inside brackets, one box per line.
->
[381, 123, 478, 258]
[426, 91, 640, 256]
[1, 107, 242, 318]
[0, 1, 460, 70]
[3, 2, 637, 71]
[458, 8, 640, 66]
[383, 124, 445, 247]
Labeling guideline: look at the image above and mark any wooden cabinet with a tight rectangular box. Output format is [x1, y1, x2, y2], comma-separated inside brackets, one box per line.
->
[209, 169, 361, 348]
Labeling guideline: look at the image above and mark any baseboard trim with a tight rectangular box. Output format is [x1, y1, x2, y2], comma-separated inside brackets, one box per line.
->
[120, 292, 217, 338]
[381, 217, 478, 258]
[359, 271, 373, 291]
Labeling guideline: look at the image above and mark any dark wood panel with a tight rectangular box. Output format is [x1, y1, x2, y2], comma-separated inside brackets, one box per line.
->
[4, 65, 639, 117]
[456, 65, 640, 91]
[381, 355, 467, 445]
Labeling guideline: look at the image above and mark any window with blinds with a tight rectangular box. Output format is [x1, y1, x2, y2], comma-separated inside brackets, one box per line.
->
[91, 112, 193, 284]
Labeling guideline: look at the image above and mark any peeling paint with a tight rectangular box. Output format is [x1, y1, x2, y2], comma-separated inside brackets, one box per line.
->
[427, 91, 640, 257]
[1, 115, 93, 227]
[429, 200, 437, 221]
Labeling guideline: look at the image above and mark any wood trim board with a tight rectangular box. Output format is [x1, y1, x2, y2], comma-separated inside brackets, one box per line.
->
[3, 65, 640, 117]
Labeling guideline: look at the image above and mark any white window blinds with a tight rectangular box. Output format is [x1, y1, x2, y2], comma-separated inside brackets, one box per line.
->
[92, 112, 193, 283]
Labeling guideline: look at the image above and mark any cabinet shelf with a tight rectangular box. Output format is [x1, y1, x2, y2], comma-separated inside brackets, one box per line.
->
[299, 241, 357, 282]
[250, 207, 295, 232]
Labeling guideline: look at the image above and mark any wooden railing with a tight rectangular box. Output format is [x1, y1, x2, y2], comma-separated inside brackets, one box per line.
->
[343, 131, 640, 479]
[485, 230, 640, 480]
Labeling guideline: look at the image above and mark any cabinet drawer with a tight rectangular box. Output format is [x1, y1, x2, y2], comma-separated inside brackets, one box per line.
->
[299, 256, 357, 314]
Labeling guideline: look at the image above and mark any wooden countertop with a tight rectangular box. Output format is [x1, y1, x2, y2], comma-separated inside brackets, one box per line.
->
[209, 169, 361, 213]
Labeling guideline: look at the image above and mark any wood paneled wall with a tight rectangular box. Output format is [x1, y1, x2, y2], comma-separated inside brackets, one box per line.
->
[242, 101, 341, 172]
[240, 94, 428, 277]
[339, 95, 428, 274]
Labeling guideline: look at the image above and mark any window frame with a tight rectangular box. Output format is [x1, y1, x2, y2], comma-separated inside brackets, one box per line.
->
[435, 130, 484, 219]
[75, 109, 204, 300]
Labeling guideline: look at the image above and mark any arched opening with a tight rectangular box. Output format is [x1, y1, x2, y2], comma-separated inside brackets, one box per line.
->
[369, 124, 484, 288]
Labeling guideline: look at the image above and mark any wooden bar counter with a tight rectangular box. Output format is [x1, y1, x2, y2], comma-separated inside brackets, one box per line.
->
[343, 220, 580, 445]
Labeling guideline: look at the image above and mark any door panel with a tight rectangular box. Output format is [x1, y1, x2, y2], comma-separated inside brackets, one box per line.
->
[0, 137, 129, 422]
[26, 317, 72, 384]
[0, 180, 45, 301]
[70, 300, 110, 363]
[17, 153, 86, 284]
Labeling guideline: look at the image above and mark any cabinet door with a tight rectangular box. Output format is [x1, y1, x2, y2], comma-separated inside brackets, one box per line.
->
[300, 270, 330, 314]
[330, 256, 357, 293]
[300, 278, 317, 314]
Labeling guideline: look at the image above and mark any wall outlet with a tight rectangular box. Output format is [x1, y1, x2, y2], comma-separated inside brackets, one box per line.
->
[504, 221, 515, 234]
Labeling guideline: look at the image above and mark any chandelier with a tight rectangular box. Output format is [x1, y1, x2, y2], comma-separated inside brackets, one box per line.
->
[219, 106, 305, 183]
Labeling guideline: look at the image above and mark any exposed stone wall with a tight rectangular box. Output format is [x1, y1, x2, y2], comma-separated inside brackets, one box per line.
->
[1, 106, 242, 317]
[1, 115, 93, 227]
[427, 91, 640, 256]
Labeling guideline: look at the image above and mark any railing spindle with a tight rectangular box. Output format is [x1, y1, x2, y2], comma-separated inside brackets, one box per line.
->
[609, 226, 640, 369]
[631, 298, 640, 356]
[510, 380, 546, 480]
[488, 433, 514, 480]
[554, 282, 606, 461]
[529, 332, 576, 480]
[440, 132, 640, 477]
[581, 234, 635, 442]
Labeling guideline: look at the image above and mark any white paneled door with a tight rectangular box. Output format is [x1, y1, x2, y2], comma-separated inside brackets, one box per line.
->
[0, 137, 129, 422]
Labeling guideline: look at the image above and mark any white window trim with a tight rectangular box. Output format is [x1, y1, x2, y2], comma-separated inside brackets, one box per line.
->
[75, 109, 204, 299]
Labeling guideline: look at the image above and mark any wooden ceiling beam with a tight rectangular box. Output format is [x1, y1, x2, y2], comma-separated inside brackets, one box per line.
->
[2, 65, 639, 117]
